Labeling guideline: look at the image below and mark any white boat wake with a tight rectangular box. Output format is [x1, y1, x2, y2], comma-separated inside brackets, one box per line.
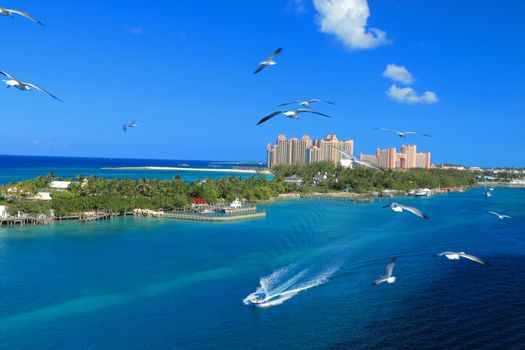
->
[244, 263, 341, 308]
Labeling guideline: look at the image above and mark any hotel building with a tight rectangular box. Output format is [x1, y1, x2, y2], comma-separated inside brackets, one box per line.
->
[359, 144, 431, 170]
[267, 134, 354, 168]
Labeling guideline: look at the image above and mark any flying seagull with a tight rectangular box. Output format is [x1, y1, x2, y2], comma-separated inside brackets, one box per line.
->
[434, 251, 487, 265]
[330, 146, 383, 171]
[278, 99, 335, 108]
[256, 109, 330, 126]
[489, 211, 512, 219]
[372, 257, 397, 285]
[375, 128, 431, 138]
[123, 120, 142, 132]
[0, 70, 61, 101]
[383, 202, 429, 219]
[0, 7, 43, 25]
[253, 48, 282, 74]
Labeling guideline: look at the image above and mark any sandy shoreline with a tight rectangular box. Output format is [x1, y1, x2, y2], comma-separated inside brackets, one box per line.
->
[101, 166, 272, 174]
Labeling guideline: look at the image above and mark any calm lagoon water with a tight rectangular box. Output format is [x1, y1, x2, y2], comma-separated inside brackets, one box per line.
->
[1, 184, 524, 349]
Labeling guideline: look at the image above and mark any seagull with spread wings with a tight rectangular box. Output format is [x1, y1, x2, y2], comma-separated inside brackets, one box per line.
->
[0, 70, 61, 101]
[123, 120, 142, 132]
[330, 146, 383, 171]
[372, 257, 397, 285]
[253, 48, 282, 74]
[383, 202, 429, 219]
[256, 109, 330, 125]
[279, 99, 335, 108]
[375, 128, 431, 138]
[0, 7, 43, 25]
[489, 211, 512, 219]
[434, 251, 487, 265]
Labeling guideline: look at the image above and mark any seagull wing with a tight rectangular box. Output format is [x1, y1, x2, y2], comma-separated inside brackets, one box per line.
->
[295, 109, 331, 118]
[372, 278, 386, 285]
[375, 128, 400, 134]
[435, 251, 456, 257]
[0, 70, 16, 80]
[330, 145, 354, 160]
[459, 252, 487, 265]
[267, 47, 283, 61]
[26, 83, 62, 101]
[501, 215, 512, 219]
[405, 131, 432, 137]
[256, 111, 282, 126]
[382, 202, 395, 209]
[354, 158, 383, 171]
[253, 65, 265, 74]
[400, 205, 429, 219]
[278, 101, 301, 107]
[8, 9, 44, 26]
[385, 257, 396, 277]
[489, 211, 500, 217]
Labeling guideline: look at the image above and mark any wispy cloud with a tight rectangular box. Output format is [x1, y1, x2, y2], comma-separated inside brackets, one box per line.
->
[386, 85, 438, 105]
[383, 64, 414, 84]
[124, 25, 144, 35]
[313, 0, 389, 50]
[286, 0, 306, 15]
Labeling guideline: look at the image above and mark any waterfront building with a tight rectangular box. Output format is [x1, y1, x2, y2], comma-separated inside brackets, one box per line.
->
[267, 134, 354, 168]
[49, 181, 72, 190]
[360, 145, 431, 170]
[0, 205, 7, 219]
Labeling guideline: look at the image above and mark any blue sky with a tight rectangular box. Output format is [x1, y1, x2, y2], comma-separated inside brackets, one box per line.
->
[0, 0, 524, 167]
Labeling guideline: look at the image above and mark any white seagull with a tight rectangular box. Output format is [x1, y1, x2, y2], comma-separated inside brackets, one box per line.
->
[375, 128, 431, 138]
[0, 70, 61, 101]
[383, 202, 429, 219]
[0, 7, 43, 25]
[256, 109, 330, 126]
[330, 146, 383, 171]
[278, 99, 335, 108]
[372, 257, 397, 285]
[253, 48, 282, 74]
[434, 251, 487, 265]
[489, 211, 512, 219]
[123, 120, 142, 132]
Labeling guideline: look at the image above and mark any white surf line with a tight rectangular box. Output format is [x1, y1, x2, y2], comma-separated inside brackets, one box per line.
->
[101, 166, 272, 174]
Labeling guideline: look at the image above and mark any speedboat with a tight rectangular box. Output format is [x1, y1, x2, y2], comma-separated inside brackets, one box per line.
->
[243, 292, 267, 306]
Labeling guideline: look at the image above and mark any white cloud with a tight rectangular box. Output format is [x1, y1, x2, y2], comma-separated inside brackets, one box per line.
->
[386, 85, 438, 105]
[313, 0, 389, 50]
[383, 64, 414, 84]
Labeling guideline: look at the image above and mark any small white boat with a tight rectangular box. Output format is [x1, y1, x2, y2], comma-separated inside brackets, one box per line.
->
[414, 188, 431, 197]
[243, 292, 267, 306]
[484, 191, 492, 197]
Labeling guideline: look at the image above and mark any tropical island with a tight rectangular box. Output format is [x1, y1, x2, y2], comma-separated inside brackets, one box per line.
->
[0, 163, 480, 225]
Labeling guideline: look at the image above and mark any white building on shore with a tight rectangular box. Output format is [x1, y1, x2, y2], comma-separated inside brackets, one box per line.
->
[0, 205, 8, 219]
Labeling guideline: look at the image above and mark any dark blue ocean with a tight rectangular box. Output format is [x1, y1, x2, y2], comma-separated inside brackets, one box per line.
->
[0, 155, 266, 184]
[0, 156, 524, 349]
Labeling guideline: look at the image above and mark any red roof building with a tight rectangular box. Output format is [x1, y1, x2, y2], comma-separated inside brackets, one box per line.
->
[191, 197, 208, 205]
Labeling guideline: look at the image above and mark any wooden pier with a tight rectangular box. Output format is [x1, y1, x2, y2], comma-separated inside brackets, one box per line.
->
[0, 215, 53, 226]
[300, 193, 376, 204]
[161, 211, 266, 222]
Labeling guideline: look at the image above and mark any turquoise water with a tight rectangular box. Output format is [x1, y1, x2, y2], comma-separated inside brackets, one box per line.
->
[1, 187, 524, 349]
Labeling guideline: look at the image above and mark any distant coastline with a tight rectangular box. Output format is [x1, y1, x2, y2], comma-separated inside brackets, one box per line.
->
[102, 166, 272, 175]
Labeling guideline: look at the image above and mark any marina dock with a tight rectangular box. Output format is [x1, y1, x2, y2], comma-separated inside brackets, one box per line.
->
[300, 193, 376, 204]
